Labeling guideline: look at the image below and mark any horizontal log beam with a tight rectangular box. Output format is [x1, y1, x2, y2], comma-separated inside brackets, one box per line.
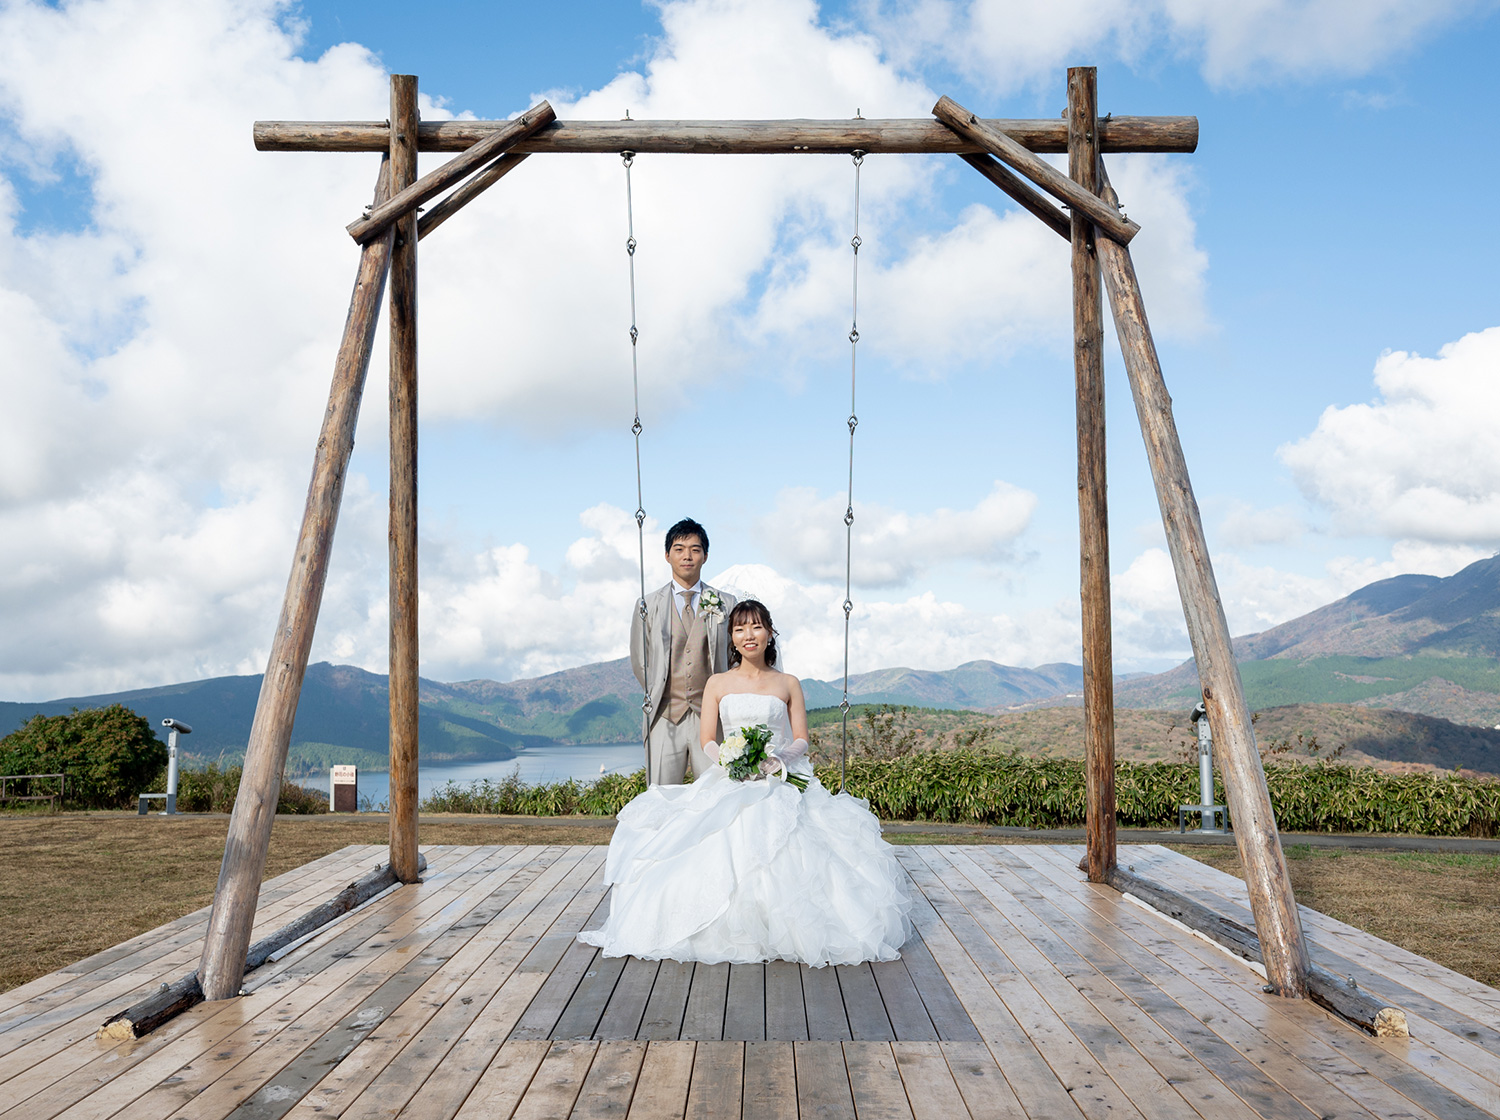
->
[1109, 866, 1410, 1037]
[935, 96, 1140, 245]
[100, 856, 423, 1040]
[254, 116, 1199, 155]
[347, 101, 553, 243]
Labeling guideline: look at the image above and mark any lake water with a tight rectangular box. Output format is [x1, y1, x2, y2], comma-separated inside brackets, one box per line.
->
[326, 741, 644, 811]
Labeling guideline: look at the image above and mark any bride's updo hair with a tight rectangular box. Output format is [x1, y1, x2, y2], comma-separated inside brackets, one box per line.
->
[727, 599, 778, 668]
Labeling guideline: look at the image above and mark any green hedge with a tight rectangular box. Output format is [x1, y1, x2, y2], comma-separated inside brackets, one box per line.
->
[420, 753, 1500, 836]
[0, 705, 166, 809]
[165, 762, 328, 815]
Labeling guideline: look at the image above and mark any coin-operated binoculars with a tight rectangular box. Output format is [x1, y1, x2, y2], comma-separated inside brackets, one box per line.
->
[138, 718, 192, 815]
[1178, 701, 1228, 834]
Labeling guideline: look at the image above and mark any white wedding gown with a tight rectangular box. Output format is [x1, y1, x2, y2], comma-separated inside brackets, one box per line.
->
[578, 693, 914, 966]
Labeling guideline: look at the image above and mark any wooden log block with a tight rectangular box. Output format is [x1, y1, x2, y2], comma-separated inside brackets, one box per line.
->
[347, 100, 553, 243]
[254, 115, 1200, 155]
[934, 95, 1140, 245]
[102, 857, 423, 1039]
[1108, 867, 1409, 1037]
[958, 153, 1070, 239]
[388, 75, 421, 885]
[417, 152, 527, 240]
[195, 157, 396, 1003]
[1069, 67, 1117, 885]
[1093, 162, 1310, 998]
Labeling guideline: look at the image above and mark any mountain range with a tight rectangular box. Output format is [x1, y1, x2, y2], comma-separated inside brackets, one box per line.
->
[5, 554, 1499, 772]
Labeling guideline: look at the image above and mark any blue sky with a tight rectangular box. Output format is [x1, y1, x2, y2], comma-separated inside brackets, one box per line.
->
[1, 0, 1497, 700]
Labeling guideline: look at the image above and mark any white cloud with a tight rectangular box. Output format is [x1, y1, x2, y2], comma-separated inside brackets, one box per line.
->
[757, 481, 1036, 585]
[1280, 327, 1500, 544]
[0, 0, 1210, 699]
[1216, 502, 1304, 548]
[870, 0, 1481, 91]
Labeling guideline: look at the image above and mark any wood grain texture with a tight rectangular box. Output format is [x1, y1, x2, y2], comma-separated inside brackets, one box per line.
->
[417, 153, 527, 240]
[255, 115, 1200, 155]
[934, 95, 1140, 245]
[387, 74, 421, 885]
[347, 103, 553, 243]
[958, 152, 1071, 240]
[194, 157, 395, 1003]
[1069, 67, 1118, 885]
[1094, 160, 1310, 998]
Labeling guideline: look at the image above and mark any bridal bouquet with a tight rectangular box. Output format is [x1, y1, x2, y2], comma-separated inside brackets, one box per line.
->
[718, 724, 808, 791]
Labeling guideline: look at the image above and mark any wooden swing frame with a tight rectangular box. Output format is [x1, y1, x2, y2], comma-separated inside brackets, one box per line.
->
[188, 67, 1403, 1036]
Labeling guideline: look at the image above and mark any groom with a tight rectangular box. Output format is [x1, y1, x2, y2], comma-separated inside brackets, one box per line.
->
[630, 518, 737, 785]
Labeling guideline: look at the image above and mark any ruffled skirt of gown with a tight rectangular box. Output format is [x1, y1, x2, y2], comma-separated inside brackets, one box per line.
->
[578, 766, 913, 967]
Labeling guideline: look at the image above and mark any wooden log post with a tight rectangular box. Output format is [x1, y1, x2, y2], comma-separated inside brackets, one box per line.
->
[196, 159, 396, 1002]
[254, 115, 1201, 156]
[1093, 166, 1310, 998]
[388, 75, 421, 884]
[933, 96, 1140, 245]
[1068, 68, 1117, 883]
[418, 153, 527, 240]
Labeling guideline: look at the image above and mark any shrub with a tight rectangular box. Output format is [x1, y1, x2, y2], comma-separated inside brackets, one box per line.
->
[418, 752, 1500, 836]
[168, 762, 328, 815]
[0, 705, 166, 809]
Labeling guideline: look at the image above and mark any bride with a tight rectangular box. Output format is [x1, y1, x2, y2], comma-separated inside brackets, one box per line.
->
[579, 599, 913, 966]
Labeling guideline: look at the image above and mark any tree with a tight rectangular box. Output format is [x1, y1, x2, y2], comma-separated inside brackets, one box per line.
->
[0, 705, 166, 808]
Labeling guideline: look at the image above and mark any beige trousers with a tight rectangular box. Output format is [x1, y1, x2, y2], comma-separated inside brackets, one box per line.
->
[648, 711, 718, 786]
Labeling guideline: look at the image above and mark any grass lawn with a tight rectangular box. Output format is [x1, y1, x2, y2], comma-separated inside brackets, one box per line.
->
[1, 812, 1496, 995]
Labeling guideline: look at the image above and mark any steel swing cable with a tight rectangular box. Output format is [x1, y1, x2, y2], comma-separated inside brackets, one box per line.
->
[623, 150, 653, 782]
[839, 149, 865, 794]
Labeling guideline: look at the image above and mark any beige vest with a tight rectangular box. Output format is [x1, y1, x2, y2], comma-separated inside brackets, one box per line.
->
[666, 591, 710, 723]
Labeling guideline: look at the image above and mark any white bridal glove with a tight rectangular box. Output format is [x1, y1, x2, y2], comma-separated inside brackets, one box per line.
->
[705, 742, 720, 764]
[774, 738, 810, 764]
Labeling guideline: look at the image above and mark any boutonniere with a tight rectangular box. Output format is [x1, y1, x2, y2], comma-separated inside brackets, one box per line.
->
[698, 589, 724, 620]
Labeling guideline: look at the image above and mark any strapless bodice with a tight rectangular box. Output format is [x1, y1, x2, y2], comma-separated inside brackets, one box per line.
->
[718, 693, 794, 750]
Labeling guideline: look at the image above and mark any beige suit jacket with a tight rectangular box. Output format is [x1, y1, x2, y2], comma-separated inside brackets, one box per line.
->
[629, 582, 737, 729]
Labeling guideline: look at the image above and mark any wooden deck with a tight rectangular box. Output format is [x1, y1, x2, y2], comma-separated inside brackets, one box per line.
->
[2, 843, 1498, 1120]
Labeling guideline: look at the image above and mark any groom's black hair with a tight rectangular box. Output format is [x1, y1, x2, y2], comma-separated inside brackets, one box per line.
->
[727, 599, 778, 669]
[665, 518, 709, 555]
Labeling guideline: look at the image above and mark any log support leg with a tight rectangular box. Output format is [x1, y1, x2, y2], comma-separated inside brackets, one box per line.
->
[1069, 67, 1116, 883]
[196, 159, 395, 1002]
[1094, 166, 1310, 998]
[388, 74, 421, 883]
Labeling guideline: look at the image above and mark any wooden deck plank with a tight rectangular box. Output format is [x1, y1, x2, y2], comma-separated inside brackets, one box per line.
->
[595, 958, 662, 1040]
[398, 855, 613, 1120]
[0, 845, 382, 1027]
[508, 888, 611, 1041]
[1017, 844, 1477, 1120]
[889, 1041, 968, 1120]
[684, 1041, 743, 1120]
[680, 964, 728, 1043]
[918, 846, 1228, 1120]
[261, 847, 593, 1120]
[569, 1039, 647, 1119]
[723, 965, 764, 1042]
[0, 842, 397, 1071]
[639, 962, 695, 1042]
[626, 1040, 696, 1120]
[930, 1040, 1028, 1120]
[763, 962, 806, 1043]
[793, 1040, 855, 1120]
[440, 1037, 548, 1119]
[843, 1041, 915, 1119]
[5, 844, 1497, 1120]
[833, 965, 893, 1042]
[869, 959, 938, 1042]
[324, 849, 609, 1120]
[0, 845, 500, 1120]
[742, 1041, 795, 1120]
[892, 937, 979, 1043]
[799, 966, 849, 1043]
[956, 847, 1299, 1120]
[554, 956, 629, 1041]
[503, 1039, 598, 1120]
[896, 849, 1128, 1120]
[1130, 846, 1500, 1105]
